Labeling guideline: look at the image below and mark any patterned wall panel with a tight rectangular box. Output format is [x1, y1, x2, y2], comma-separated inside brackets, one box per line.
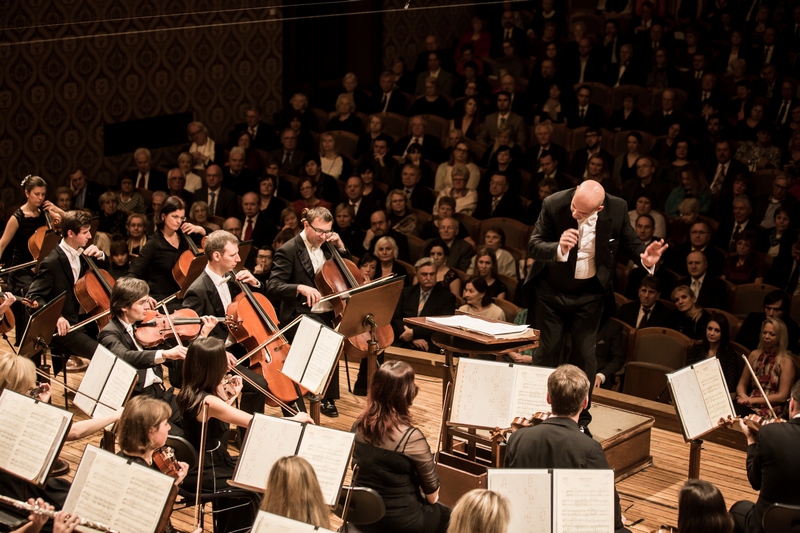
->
[0, 1, 282, 206]
[382, 0, 475, 70]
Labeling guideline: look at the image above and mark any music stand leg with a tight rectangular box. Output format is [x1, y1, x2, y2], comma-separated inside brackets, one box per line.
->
[309, 395, 321, 426]
[688, 439, 703, 479]
[364, 314, 379, 391]
[1, 333, 16, 355]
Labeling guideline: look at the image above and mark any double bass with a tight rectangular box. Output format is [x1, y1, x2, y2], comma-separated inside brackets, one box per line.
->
[225, 270, 304, 406]
[74, 254, 115, 330]
[315, 241, 394, 358]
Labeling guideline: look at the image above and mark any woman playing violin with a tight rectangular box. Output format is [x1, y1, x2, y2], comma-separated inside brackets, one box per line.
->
[177, 338, 312, 532]
[735, 317, 796, 418]
[128, 196, 207, 304]
[0, 176, 65, 343]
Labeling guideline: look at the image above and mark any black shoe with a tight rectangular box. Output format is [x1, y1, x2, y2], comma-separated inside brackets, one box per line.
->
[321, 399, 339, 418]
[579, 424, 593, 438]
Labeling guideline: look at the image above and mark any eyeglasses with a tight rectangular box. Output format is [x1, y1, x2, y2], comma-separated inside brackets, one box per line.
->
[308, 223, 334, 236]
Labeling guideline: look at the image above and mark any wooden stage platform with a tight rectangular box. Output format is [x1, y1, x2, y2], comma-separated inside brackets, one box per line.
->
[8, 344, 759, 533]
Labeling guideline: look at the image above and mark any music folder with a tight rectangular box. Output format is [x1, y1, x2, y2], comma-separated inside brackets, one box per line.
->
[72, 343, 138, 419]
[280, 315, 344, 396]
[668, 357, 736, 441]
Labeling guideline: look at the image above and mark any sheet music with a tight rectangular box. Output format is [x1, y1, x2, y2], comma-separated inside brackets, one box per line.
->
[450, 359, 516, 428]
[0, 391, 72, 485]
[693, 358, 735, 424]
[64, 445, 174, 533]
[233, 414, 304, 491]
[74, 345, 136, 418]
[281, 316, 344, 395]
[280, 316, 320, 383]
[77, 344, 116, 400]
[668, 366, 712, 440]
[251, 510, 336, 532]
[296, 424, 355, 505]
[487, 469, 551, 533]
[428, 315, 530, 337]
[96, 358, 137, 411]
[553, 469, 614, 533]
[509, 366, 554, 422]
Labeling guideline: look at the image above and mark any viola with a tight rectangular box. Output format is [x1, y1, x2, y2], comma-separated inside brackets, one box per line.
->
[172, 233, 205, 289]
[719, 413, 787, 434]
[225, 270, 305, 406]
[153, 446, 180, 478]
[314, 241, 394, 359]
[134, 309, 238, 348]
[74, 254, 115, 330]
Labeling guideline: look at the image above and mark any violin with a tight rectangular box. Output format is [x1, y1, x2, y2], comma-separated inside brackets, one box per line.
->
[153, 446, 180, 478]
[718, 414, 787, 434]
[28, 209, 60, 262]
[314, 240, 394, 359]
[172, 233, 205, 288]
[220, 375, 238, 400]
[133, 309, 238, 348]
[490, 412, 552, 443]
[74, 254, 115, 330]
[225, 269, 305, 406]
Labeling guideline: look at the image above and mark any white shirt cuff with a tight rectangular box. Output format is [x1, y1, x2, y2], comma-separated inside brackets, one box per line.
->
[597, 373, 606, 384]
[556, 245, 568, 262]
[154, 350, 164, 364]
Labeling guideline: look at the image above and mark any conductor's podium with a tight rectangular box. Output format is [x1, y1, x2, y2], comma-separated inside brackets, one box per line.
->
[437, 404, 654, 507]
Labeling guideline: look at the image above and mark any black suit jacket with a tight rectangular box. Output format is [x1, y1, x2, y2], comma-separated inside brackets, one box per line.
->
[566, 103, 606, 129]
[677, 275, 729, 310]
[665, 242, 726, 278]
[504, 417, 624, 530]
[702, 158, 749, 199]
[712, 219, 761, 252]
[406, 185, 435, 213]
[369, 90, 407, 115]
[765, 254, 796, 291]
[223, 167, 258, 197]
[74, 181, 109, 213]
[129, 169, 168, 194]
[98, 317, 164, 394]
[193, 186, 239, 219]
[472, 193, 524, 221]
[182, 271, 244, 341]
[646, 110, 686, 136]
[617, 300, 672, 329]
[27, 246, 95, 324]
[391, 134, 443, 163]
[525, 143, 569, 174]
[390, 283, 456, 350]
[228, 121, 280, 152]
[267, 149, 306, 176]
[606, 62, 646, 87]
[266, 233, 352, 325]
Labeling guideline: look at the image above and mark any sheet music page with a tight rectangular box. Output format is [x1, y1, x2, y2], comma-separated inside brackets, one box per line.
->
[96, 358, 137, 412]
[234, 414, 304, 491]
[667, 366, 711, 440]
[72, 392, 98, 418]
[553, 469, 615, 533]
[427, 315, 530, 336]
[251, 510, 335, 532]
[693, 358, 735, 424]
[296, 424, 355, 506]
[65, 445, 174, 533]
[509, 366, 554, 422]
[76, 344, 117, 402]
[0, 391, 72, 485]
[487, 469, 551, 533]
[450, 359, 516, 428]
[281, 316, 320, 384]
[299, 326, 343, 395]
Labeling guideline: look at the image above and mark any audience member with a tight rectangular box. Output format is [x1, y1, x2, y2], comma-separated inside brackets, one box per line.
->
[425, 238, 462, 299]
[131, 148, 167, 192]
[187, 121, 225, 170]
[687, 312, 740, 392]
[429, 217, 473, 271]
[364, 209, 410, 262]
[736, 291, 800, 354]
[459, 276, 505, 320]
[678, 251, 729, 310]
[722, 230, 765, 285]
[618, 275, 672, 329]
[671, 285, 711, 340]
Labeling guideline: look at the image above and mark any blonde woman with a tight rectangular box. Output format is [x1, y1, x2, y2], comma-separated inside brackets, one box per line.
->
[447, 489, 510, 533]
[260, 456, 330, 529]
[327, 94, 362, 136]
[319, 132, 349, 180]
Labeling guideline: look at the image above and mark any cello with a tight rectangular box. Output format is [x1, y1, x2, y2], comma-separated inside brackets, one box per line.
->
[172, 233, 205, 288]
[28, 209, 60, 262]
[315, 241, 394, 359]
[74, 254, 115, 330]
[225, 270, 304, 406]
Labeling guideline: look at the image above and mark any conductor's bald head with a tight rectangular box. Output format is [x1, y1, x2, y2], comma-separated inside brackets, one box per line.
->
[571, 182, 605, 221]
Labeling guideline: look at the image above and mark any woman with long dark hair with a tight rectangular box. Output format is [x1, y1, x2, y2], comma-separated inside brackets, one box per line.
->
[677, 479, 733, 533]
[686, 312, 740, 391]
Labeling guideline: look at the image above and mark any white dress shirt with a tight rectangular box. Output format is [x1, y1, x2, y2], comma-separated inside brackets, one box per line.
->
[301, 230, 333, 313]
[556, 211, 598, 279]
[59, 240, 83, 282]
[119, 317, 163, 388]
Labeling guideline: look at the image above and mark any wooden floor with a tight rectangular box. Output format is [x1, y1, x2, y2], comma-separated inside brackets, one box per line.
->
[13, 346, 759, 533]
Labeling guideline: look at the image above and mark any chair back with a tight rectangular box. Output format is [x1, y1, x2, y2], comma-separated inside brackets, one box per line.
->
[762, 503, 800, 533]
[166, 435, 199, 471]
[632, 327, 692, 369]
[622, 361, 674, 403]
[497, 274, 518, 299]
[478, 217, 531, 251]
[732, 283, 781, 318]
[706, 308, 742, 340]
[335, 486, 386, 525]
[379, 112, 408, 140]
[407, 234, 426, 263]
[493, 297, 522, 323]
[327, 130, 360, 159]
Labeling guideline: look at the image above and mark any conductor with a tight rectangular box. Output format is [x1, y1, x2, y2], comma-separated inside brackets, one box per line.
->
[525, 181, 667, 432]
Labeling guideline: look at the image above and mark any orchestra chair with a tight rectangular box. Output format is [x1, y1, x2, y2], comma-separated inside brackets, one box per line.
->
[622, 327, 692, 403]
[167, 435, 258, 533]
[762, 503, 800, 533]
[326, 130, 359, 159]
[706, 308, 742, 340]
[334, 486, 386, 533]
[406, 234, 426, 264]
[497, 274, 518, 299]
[310, 108, 328, 133]
[731, 283, 781, 319]
[453, 213, 481, 243]
[493, 297, 521, 323]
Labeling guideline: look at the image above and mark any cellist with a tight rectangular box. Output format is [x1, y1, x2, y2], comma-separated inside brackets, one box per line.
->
[26, 210, 106, 374]
[266, 206, 351, 418]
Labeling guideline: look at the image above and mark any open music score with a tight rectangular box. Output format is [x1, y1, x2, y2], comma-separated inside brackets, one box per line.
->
[251, 510, 337, 532]
[63, 445, 175, 533]
[72, 344, 138, 419]
[0, 390, 72, 487]
[230, 414, 355, 506]
[427, 315, 534, 339]
[488, 469, 615, 533]
[667, 358, 736, 441]
[280, 316, 344, 395]
[450, 359, 554, 429]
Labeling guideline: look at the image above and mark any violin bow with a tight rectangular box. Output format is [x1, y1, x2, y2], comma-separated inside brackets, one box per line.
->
[231, 314, 305, 367]
[160, 301, 183, 348]
[225, 364, 299, 416]
[194, 402, 210, 529]
[65, 310, 111, 334]
[741, 354, 779, 420]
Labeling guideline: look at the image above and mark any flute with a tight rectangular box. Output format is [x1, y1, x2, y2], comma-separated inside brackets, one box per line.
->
[0, 495, 120, 533]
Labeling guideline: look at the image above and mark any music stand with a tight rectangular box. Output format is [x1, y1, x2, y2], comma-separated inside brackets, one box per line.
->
[18, 292, 65, 360]
[236, 240, 253, 270]
[178, 255, 209, 299]
[337, 277, 405, 390]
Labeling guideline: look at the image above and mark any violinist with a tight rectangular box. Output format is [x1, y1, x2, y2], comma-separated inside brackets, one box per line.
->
[730, 380, 800, 533]
[26, 210, 105, 372]
[98, 277, 190, 400]
[176, 338, 313, 532]
[0, 176, 65, 344]
[504, 364, 628, 533]
[127, 196, 207, 305]
[266, 206, 351, 418]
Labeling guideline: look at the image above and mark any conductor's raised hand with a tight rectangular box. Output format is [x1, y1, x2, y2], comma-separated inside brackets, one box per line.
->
[640, 239, 669, 268]
[297, 284, 321, 307]
[559, 228, 580, 256]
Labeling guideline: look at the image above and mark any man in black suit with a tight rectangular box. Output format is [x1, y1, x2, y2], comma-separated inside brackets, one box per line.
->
[69, 168, 107, 213]
[681, 52, 711, 92]
[647, 89, 685, 136]
[131, 148, 168, 192]
[688, 73, 725, 116]
[266, 207, 352, 417]
[392, 115, 443, 163]
[565, 40, 604, 86]
[430, 217, 474, 272]
[525, 182, 667, 430]
[713, 196, 758, 252]
[363, 209, 410, 263]
[391, 257, 456, 352]
[678, 251, 729, 310]
[399, 163, 435, 213]
[749, 27, 789, 75]
[240, 192, 276, 249]
[569, 127, 614, 179]
[268, 128, 305, 176]
[526, 123, 569, 173]
[414, 51, 454, 98]
[770, 80, 799, 127]
[193, 164, 239, 220]
[166, 168, 194, 208]
[606, 44, 646, 87]
[371, 72, 407, 115]
[705, 139, 750, 198]
[498, 74, 531, 122]
[754, 64, 781, 101]
[567, 85, 605, 129]
[491, 10, 527, 58]
[752, 174, 795, 229]
[344, 176, 375, 231]
[735, 291, 800, 354]
[27, 210, 106, 373]
[730, 381, 800, 533]
[473, 172, 524, 221]
[666, 221, 726, 277]
[222, 147, 258, 197]
[228, 105, 279, 151]
[526, 151, 575, 197]
[618, 275, 672, 329]
[505, 364, 628, 533]
[766, 239, 800, 293]
[621, 157, 668, 211]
